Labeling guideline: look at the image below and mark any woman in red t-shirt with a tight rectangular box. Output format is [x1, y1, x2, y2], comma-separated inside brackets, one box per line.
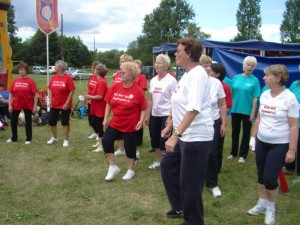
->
[47, 60, 75, 147]
[85, 64, 108, 152]
[7, 63, 38, 144]
[102, 61, 147, 181]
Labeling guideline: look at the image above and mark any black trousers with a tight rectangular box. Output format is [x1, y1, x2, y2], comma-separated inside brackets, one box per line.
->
[10, 109, 32, 142]
[231, 113, 252, 159]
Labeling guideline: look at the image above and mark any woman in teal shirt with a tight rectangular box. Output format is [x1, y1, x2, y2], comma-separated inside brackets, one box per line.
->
[228, 56, 261, 163]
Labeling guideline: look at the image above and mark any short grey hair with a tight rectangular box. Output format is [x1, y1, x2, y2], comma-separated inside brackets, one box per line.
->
[243, 56, 257, 70]
[156, 54, 171, 70]
[55, 60, 68, 71]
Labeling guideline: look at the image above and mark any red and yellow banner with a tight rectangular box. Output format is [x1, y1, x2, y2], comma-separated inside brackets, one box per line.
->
[36, 0, 58, 35]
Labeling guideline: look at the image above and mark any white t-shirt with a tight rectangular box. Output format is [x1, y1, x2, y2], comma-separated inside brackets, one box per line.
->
[258, 89, 299, 144]
[171, 65, 214, 142]
[209, 76, 226, 120]
[149, 73, 177, 117]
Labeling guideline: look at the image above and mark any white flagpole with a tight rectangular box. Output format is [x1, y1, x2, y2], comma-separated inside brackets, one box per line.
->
[46, 33, 50, 111]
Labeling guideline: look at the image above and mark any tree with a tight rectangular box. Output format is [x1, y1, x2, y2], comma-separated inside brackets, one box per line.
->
[232, 0, 263, 41]
[184, 22, 211, 40]
[280, 0, 300, 43]
[94, 49, 124, 69]
[134, 0, 210, 64]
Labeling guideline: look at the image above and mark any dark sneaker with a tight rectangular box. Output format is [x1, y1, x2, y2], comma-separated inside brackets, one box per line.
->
[166, 209, 183, 218]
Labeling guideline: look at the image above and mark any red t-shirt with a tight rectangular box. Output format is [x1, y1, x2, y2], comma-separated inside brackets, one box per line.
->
[9, 77, 38, 111]
[48, 73, 76, 109]
[87, 74, 97, 95]
[112, 71, 122, 85]
[222, 82, 232, 108]
[90, 77, 108, 117]
[105, 83, 147, 132]
[134, 74, 148, 91]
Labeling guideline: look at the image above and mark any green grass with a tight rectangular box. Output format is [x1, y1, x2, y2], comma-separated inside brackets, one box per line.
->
[0, 72, 299, 225]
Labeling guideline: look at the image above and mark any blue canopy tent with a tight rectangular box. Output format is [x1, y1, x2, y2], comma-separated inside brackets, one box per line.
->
[152, 40, 300, 86]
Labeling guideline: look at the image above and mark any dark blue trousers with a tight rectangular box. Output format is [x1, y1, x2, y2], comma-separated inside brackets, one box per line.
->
[161, 140, 212, 225]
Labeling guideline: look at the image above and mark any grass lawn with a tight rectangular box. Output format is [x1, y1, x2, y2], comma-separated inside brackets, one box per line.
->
[0, 72, 299, 225]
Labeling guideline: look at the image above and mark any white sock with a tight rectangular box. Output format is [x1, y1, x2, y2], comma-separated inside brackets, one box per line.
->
[258, 198, 268, 206]
[266, 200, 275, 209]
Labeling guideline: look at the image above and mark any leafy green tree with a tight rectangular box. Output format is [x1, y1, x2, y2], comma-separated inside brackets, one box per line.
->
[184, 22, 211, 40]
[94, 49, 124, 69]
[280, 0, 300, 43]
[232, 0, 263, 41]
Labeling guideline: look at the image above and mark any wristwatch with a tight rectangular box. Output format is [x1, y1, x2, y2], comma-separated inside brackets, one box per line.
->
[174, 130, 182, 138]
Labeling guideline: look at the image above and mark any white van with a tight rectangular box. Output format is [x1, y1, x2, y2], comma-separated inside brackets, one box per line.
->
[48, 66, 55, 74]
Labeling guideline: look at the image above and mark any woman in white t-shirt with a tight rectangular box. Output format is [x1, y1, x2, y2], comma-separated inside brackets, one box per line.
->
[248, 64, 299, 225]
[145, 54, 177, 169]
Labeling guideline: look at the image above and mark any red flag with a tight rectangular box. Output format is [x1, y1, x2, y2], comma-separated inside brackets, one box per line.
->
[279, 169, 289, 193]
[36, 0, 58, 35]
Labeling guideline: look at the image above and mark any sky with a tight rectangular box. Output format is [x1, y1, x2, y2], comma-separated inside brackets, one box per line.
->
[13, 0, 286, 52]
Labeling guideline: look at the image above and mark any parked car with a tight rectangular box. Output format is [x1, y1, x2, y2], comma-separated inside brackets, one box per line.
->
[141, 66, 155, 80]
[32, 66, 47, 75]
[48, 66, 55, 74]
[69, 69, 92, 80]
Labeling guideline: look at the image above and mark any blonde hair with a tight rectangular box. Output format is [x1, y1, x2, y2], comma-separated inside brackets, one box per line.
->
[121, 62, 139, 80]
[199, 55, 212, 65]
[243, 56, 257, 70]
[264, 64, 289, 86]
[156, 54, 171, 70]
[120, 54, 133, 62]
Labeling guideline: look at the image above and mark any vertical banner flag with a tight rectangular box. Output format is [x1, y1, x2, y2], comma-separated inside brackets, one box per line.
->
[36, 0, 58, 34]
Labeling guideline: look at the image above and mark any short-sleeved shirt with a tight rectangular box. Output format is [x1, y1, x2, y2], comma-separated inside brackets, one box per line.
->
[231, 74, 260, 116]
[223, 76, 232, 88]
[48, 73, 76, 109]
[258, 89, 299, 143]
[90, 77, 108, 117]
[105, 83, 147, 132]
[222, 82, 232, 108]
[112, 71, 122, 85]
[149, 73, 177, 117]
[134, 74, 148, 91]
[209, 76, 226, 120]
[87, 74, 97, 95]
[9, 77, 38, 111]
[289, 80, 300, 128]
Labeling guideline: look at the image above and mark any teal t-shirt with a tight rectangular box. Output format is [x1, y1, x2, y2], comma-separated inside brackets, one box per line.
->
[231, 74, 261, 115]
[289, 80, 300, 128]
[223, 76, 232, 88]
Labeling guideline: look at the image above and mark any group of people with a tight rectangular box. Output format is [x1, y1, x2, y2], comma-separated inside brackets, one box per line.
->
[3, 37, 300, 225]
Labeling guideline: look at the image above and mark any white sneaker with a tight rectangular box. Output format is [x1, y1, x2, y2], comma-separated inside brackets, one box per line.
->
[264, 207, 275, 225]
[25, 141, 31, 145]
[238, 157, 246, 163]
[63, 140, 69, 147]
[93, 146, 103, 152]
[6, 138, 12, 143]
[92, 142, 100, 148]
[136, 151, 141, 159]
[149, 161, 160, 169]
[210, 186, 222, 198]
[247, 203, 266, 216]
[114, 149, 126, 156]
[88, 133, 97, 139]
[96, 136, 99, 141]
[122, 169, 135, 180]
[105, 165, 121, 181]
[227, 155, 234, 159]
[47, 137, 58, 144]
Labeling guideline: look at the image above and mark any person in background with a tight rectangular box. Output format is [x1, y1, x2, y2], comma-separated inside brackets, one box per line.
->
[248, 64, 298, 225]
[47, 60, 76, 147]
[284, 64, 300, 178]
[86, 61, 102, 140]
[102, 61, 147, 181]
[228, 56, 260, 163]
[211, 63, 232, 174]
[145, 54, 177, 169]
[7, 63, 38, 144]
[85, 64, 108, 152]
[0, 82, 9, 119]
[112, 54, 133, 157]
[133, 59, 148, 147]
[223, 76, 232, 88]
[200, 55, 227, 198]
[161, 38, 214, 225]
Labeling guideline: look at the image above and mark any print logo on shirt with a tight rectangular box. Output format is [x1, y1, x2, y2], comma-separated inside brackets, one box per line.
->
[15, 82, 29, 88]
[261, 105, 276, 115]
[153, 87, 162, 93]
[113, 93, 134, 102]
[53, 81, 66, 87]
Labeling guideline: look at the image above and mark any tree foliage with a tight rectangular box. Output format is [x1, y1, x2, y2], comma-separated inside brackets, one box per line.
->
[94, 49, 124, 69]
[232, 0, 263, 41]
[280, 0, 300, 43]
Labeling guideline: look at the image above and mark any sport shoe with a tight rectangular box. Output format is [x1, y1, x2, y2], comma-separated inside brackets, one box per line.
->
[47, 137, 58, 144]
[166, 209, 183, 218]
[238, 157, 246, 163]
[122, 169, 135, 180]
[63, 140, 69, 147]
[227, 155, 234, 159]
[93, 146, 103, 152]
[114, 149, 126, 156]
[149, 161, 160, 169]
[136, 151, 141, 159]
[264, 207, 275, 225]
[92, 142, 100, 148]
[88, 133, 97, 139]
[25, 141, 31, 145]
[105, 165, 121, 181]
[6, 138, 12, 143]
[210, 186, 222, 197]
[247, 203, 266, 216]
